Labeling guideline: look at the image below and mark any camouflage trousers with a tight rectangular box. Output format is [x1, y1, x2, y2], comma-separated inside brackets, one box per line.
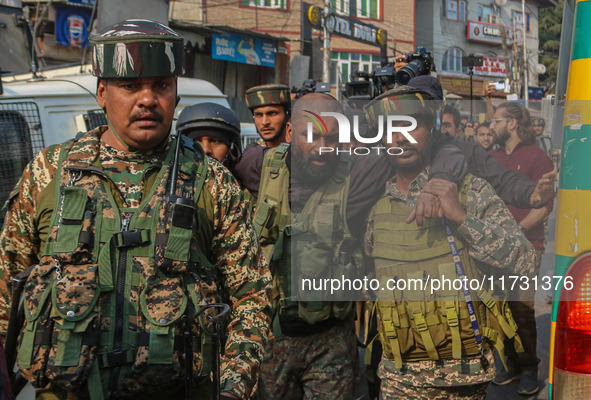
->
[378, 349, 495, 400]
[256, 319, 359, 400]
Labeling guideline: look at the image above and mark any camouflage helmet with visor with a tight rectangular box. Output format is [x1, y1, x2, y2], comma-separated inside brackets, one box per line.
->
[90, 19, 184, 79]
[364, 86, 439, 133]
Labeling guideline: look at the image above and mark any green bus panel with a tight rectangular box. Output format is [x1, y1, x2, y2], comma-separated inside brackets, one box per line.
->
[560, 124, 591, 190]
[572, 1, 591, 61]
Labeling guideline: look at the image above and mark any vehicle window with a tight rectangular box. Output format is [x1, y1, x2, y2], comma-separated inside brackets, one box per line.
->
[242, 135, 260, 149]
[84, 109, 107, 131]
[0, 106, 39, 225]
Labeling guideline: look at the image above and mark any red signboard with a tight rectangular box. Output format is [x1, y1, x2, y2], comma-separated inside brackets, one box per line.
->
[474, 56, 507, 77]
[467, 20, 522, 46]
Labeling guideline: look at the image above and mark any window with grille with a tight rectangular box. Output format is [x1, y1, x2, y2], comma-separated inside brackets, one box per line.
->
[0, 102, 44, 224]
[84, 110, 107, 130]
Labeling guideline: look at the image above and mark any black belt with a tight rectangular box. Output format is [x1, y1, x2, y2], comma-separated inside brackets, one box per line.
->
[279, 317, 344, 337]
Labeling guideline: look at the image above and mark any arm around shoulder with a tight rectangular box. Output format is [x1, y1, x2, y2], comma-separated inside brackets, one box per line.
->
[430, 143, 468, 185]
[457, 177, 537, 277]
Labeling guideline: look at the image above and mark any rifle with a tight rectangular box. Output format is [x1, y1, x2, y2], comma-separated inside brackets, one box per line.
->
[169, 131, 232, 399]
[183, 303, 231, 400]
[5, 266, 34, 398]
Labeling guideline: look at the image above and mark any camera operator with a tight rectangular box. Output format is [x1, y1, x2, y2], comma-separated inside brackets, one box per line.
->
[394, 47, 436, 85]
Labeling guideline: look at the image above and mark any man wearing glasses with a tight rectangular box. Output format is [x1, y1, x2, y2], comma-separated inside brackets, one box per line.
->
[489, 101, 555, 396]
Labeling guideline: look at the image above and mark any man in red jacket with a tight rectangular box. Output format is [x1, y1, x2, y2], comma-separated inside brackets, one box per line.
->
[489, 101, 555, 396]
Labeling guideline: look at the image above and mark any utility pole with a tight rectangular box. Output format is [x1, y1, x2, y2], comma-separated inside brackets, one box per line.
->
[521, 0, 529, 103]
[322, 0, 331, 83]
[496, 6, 515, 94]
[255, 1, 258, 30]
[512, 15, 520, 94]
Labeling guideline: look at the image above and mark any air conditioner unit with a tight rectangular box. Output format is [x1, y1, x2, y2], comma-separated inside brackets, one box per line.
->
[487, 14, 498, 24]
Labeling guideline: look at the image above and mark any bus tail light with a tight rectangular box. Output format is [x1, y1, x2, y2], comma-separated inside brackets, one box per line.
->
[553, 253, 591, 398]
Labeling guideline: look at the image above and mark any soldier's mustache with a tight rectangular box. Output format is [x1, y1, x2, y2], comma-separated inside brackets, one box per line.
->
[130, 109, 164, 123]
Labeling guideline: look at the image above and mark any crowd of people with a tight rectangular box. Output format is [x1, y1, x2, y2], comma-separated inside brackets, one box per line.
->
[0, 19, 557, 400]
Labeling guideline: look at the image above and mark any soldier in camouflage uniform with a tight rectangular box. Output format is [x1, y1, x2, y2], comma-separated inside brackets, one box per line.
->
[363, 87, 537, 399]
[245, 84, 291, 147]
[0, 19, 271, 400]
[250, 92, 361, 400]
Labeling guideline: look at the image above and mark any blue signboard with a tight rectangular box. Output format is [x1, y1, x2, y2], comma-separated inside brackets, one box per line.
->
[528, 86, 546, 100]
[212, 32, 275, 67]
[55, 5, 92, 48]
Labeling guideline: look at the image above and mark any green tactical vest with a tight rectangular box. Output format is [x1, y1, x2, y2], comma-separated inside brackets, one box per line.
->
[252, 143, 357, 325]
[371, 175, 519, 369]
[17, 133, 218, 399]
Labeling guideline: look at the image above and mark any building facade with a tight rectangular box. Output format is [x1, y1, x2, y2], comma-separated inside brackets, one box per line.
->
[176, 0, 416, 91]
[416, 0, 555, 117]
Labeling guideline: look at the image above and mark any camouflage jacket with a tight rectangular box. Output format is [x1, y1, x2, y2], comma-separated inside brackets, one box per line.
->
[0, 126, 272, 399]
[365, 168, 538, 286]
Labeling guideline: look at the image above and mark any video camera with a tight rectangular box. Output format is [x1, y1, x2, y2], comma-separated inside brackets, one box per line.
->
[395, 46, 436, 85]
[291, 79, 331, 98]
[344, 65, 395, 100]
[343, 46, 436, 100]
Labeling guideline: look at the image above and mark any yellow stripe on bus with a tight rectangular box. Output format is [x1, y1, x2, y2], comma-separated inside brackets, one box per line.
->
[555, 188, 591, 257]
[550, 321, 556, 384]
[566, 59, 591, 101]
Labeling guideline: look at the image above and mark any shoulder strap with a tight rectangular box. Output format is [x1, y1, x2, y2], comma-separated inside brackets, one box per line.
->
[333, 153, 351, 184]
[185, 136, 215, 274]
[267, 142, 290, 177]
[167, 134, 208, 205]
[183, 136, 208, 206]
[43, 139, 80, 256]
